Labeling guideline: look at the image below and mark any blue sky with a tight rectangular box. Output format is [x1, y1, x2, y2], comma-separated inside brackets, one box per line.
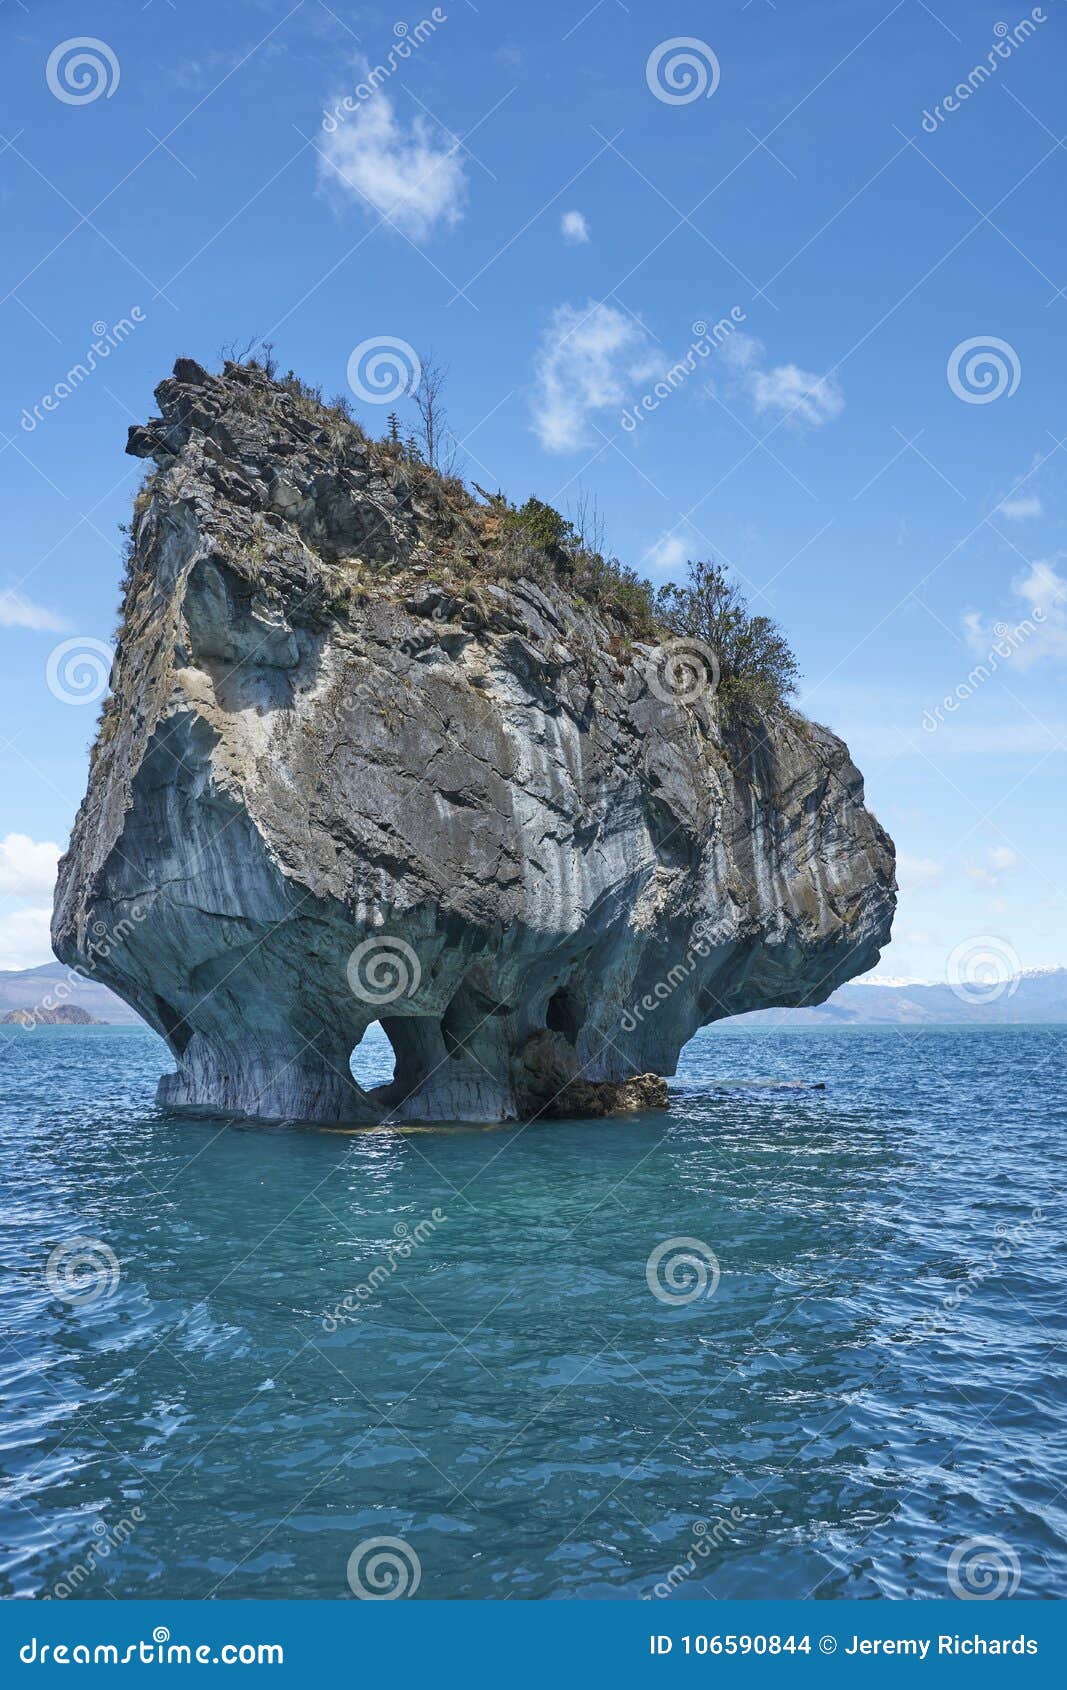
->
[0, 0, 1064, 983]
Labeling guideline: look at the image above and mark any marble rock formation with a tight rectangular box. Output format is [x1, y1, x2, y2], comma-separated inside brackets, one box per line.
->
[52, 358, 896, 1124]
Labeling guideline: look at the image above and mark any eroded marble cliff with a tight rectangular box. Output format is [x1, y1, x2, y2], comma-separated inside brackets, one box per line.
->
[52, 358, 895, 1124]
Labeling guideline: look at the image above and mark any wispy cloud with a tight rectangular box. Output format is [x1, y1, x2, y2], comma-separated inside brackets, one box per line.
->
[531, 301, 661, 452]
[897, 852, 943, 887]
[719, 331, 844, 427]
[966, 557, 1067, 668]
[998, 492, 1042, 521]
[0, 590, 68, 633]
[966, 845, 1019, 887]
[560, 209, 590, 246]
[318, 92, 466, 242]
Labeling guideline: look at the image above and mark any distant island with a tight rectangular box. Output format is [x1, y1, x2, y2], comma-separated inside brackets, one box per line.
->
[1, 1004, 102, 1027]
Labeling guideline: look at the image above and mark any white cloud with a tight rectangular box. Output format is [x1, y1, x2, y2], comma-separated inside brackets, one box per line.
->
[967, 845, 1020, 887]
[0, 834, 61, 898]
[0, 906, 54, 971]
[999, 493, 1042, 520]
[648, 535, 687, 572]
[531, 300, 661, 452]
[0, 590, 68, 632]
[897, 852, 943, 887]
[561, 210, 590, 246]
[966, 557, 1067, 669]
[719, 331, 844, 428]
[318, 93, 466, 242]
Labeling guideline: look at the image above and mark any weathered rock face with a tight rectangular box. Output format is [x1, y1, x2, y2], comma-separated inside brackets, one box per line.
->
[53, 359, 895, 1125]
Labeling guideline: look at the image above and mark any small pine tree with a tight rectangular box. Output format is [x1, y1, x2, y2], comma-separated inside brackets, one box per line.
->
[405, 432, 424, 464]
[387, 411, 401, 446]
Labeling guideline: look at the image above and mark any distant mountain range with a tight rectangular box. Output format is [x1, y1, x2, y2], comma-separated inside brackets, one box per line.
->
[0, 962, 143, 1025]
[1, 961, 1065, 1030]
[719, 966, 1067, 1027]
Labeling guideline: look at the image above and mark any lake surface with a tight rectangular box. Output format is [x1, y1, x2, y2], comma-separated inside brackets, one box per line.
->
[1, 1023, 1064, 1600]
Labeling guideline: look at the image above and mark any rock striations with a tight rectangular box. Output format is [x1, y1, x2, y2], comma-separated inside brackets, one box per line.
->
[52, 358, 896, 1125]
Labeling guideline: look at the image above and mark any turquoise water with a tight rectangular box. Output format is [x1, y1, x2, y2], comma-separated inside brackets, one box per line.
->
[1, 1023, 1064, 1600]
